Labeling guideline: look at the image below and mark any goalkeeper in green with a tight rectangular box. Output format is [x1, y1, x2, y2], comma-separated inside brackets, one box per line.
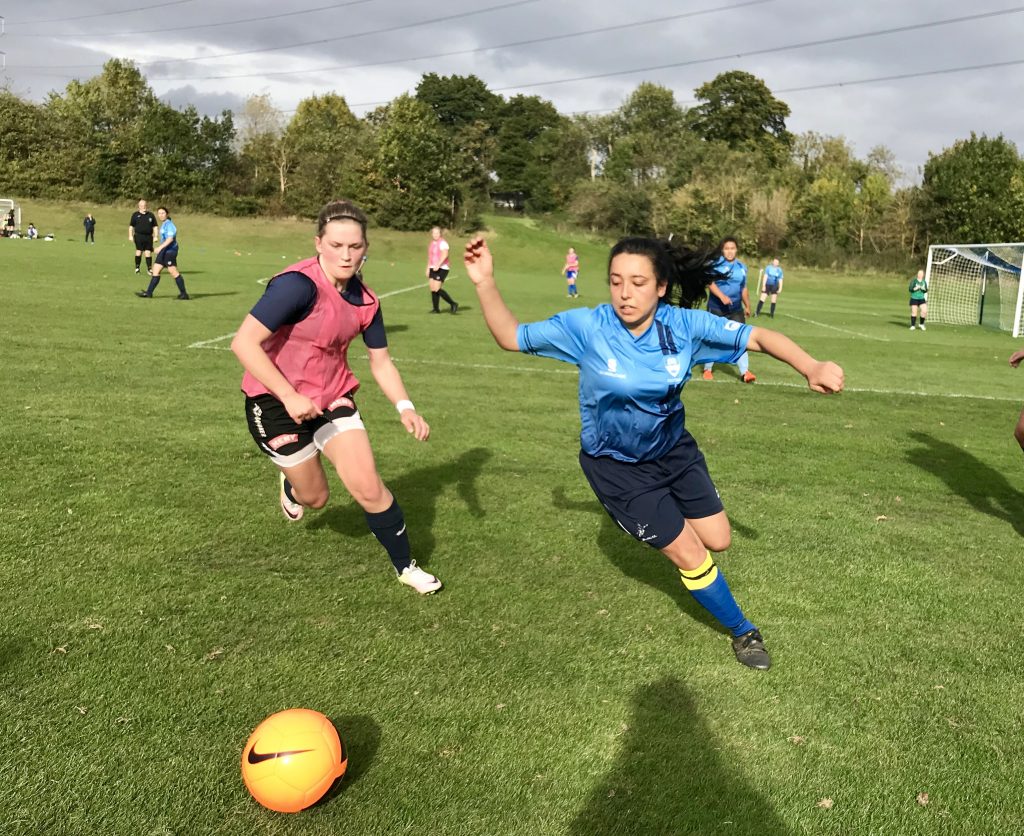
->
[909, 269, 928, 330]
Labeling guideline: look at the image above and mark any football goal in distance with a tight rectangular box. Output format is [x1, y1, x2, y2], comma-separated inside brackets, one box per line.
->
[925, 243, 1024, 337]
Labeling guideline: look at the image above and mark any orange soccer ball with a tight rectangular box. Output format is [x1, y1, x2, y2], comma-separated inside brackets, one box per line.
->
[241, 708, 348, 813]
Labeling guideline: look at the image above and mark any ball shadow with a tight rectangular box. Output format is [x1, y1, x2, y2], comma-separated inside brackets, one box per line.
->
[313, 714, 382, 807]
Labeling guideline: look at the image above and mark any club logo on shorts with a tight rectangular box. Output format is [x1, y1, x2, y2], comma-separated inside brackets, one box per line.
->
[327, 396, 355, 412]
[635, 522, 657, 543]
[665, 357, 681, 379]
[268, 433, 299, 451]
[251, 403, 266, 437]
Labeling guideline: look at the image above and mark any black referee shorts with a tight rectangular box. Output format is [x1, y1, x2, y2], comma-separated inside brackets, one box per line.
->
[579, 431, 723, 550]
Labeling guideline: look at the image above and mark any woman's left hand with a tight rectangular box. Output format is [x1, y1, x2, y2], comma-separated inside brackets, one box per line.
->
[400, 409, 430, 441]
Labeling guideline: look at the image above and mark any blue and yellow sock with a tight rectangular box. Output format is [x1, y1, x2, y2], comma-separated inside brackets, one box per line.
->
[679, 552, 755, 637]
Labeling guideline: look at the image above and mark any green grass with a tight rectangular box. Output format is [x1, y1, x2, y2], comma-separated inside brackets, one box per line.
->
[2, 200, 1023, 835]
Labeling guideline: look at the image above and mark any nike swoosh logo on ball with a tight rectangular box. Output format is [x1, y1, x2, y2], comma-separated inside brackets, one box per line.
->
[247, 745, 315, 764]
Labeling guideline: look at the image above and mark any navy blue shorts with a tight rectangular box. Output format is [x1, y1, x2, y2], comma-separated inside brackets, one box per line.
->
[708, 304, 746, 325]
[156, 247, 179, 267]
[764, 284, 779, 294]
[579, 431, 723, 550]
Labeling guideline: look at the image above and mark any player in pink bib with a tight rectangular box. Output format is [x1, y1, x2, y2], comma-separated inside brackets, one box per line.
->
[427, 226, 459, 314]
[563, 247, 580, 298]
[232, 199, 443, 594]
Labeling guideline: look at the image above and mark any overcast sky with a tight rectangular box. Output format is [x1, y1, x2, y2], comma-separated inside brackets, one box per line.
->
[3, 0, 1022, 183]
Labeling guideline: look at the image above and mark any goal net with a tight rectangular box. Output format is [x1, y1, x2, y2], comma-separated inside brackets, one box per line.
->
[925, 243, 1024, 337]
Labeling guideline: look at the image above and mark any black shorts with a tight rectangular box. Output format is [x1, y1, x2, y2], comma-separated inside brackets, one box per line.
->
[909, 298, 926, 306]
[244, 392, 365, 467]
[156, 247, 179, 267]
[764, 284, 779, 294]
[134, 234, 154, 252]
[579, 431, 723, 550]
[708, 305, 746, 324]
[428, 268, 450, 282]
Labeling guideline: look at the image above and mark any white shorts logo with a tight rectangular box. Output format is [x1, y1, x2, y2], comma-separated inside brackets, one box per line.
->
[724, 321, 741, 331]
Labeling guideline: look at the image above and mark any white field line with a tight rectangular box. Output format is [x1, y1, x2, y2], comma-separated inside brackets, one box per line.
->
[781, 313, 891, 342]
[187, 341, 1022, 403]
[186, 280, 429, 349]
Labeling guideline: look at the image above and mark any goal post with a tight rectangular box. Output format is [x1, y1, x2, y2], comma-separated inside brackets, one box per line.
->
[925, 243, 1024, 337]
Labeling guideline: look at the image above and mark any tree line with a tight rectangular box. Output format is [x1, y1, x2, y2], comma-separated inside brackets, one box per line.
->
[2, 59, 1022, 267]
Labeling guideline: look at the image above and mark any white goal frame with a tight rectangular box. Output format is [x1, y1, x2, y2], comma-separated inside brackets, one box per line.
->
[925, 242, 1024, 337]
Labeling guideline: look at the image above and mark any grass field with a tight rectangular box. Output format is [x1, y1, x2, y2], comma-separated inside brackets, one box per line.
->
[2, 200, 1023, 835]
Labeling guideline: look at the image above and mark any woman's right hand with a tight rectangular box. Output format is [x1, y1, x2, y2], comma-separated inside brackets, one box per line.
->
[282, 392, 323, 424]
[463, 237, 494, 286]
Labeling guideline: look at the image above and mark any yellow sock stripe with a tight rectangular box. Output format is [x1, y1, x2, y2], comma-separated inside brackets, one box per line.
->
[679, 552, 719, 591]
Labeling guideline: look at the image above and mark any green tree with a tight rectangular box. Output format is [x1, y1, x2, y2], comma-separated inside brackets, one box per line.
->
[0, 91, 46, 194]
[415, 73, 501, 131]
[919, 133, 1024, 242]
[45, 59, 157, 199]
[493, 95, 565, 207]
[689, 71, 792, 163]
[282, 94, 366, 216]
[603, 83, 687, 186]
[364, 94, 454, 230]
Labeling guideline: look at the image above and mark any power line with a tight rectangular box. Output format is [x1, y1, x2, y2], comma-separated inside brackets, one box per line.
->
[145, 0, 772, 83]
[336, 55, 1024, 113]
[16, 0, 539, 70]
[483, 5, 1024, 93]
[6, 0, 198, 26]
[15, 0, 374, 38]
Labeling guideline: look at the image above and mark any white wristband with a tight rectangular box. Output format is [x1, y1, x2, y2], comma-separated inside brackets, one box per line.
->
[395, 399, 415, 414]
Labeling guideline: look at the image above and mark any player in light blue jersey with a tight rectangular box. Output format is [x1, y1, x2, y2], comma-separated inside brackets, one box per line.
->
[137, 206, 190, 299]
[463, 234, 844, 669]
[755, 257, 784, 318]
[703, 237, 754, 383]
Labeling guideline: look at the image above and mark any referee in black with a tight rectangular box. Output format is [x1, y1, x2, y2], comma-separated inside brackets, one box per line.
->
[128, 199, 158, 274]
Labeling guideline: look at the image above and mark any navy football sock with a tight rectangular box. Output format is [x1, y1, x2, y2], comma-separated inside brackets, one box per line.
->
[145, 274, 160, 295]
[365, 499, 412, 573]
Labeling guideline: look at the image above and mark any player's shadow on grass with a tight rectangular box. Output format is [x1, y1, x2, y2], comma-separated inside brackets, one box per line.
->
[906, 432, 1024, 536]
[314, 714, 381, 807]
[569, 677, 789, 836]
[308, 447, 491, 564]
[552, 488, 723, 635]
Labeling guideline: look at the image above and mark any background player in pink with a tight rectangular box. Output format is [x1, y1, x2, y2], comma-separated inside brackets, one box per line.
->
[232, 199, 442, 594]
[563, 247, 580, 298]
[427, 226, 459, 314]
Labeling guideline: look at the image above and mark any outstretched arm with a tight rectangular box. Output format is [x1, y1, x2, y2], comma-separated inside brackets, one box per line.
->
[366, 347, 430, 441]
[746, 327, 844, 394]
[463, 237, 520, 351]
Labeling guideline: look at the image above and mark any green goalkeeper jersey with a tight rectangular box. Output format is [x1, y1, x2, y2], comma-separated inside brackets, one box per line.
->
[909, 276, 928, 301]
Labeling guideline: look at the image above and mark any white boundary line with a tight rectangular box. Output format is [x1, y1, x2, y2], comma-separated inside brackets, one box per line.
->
[187, 341, 1022, 403]
[782, 313, 891, 342]
[186, 280, 429, 349]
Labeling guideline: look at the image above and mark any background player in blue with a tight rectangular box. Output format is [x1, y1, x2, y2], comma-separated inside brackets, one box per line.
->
[463, 234, 844, 669]
[755, 257, 784, 318]
[136, 207, 190, 300]
[702, 237, 755, 383]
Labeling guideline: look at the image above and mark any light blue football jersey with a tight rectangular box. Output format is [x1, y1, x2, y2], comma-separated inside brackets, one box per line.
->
[763, 264, 783, 284]
[517, 303, 751, 462]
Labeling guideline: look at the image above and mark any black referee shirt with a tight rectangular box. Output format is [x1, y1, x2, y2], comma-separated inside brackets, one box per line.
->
[130, 211, 158, 237]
